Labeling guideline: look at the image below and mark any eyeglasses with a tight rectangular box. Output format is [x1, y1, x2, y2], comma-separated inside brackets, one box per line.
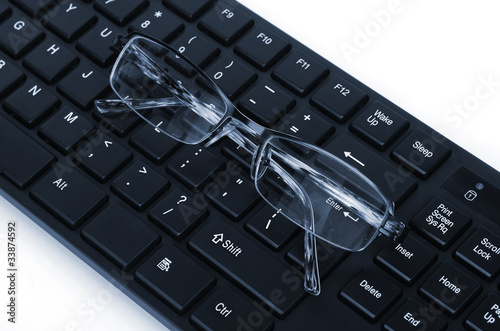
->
[95, 33, 407, 296]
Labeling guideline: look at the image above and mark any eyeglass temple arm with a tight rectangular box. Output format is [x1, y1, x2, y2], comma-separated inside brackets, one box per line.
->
[94, 97, 184, 115]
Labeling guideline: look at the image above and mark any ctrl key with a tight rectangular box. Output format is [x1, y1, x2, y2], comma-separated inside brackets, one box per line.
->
[465, 293, 500, 331]
[191, 287, 273, 331]
[340, 267, 401, 322]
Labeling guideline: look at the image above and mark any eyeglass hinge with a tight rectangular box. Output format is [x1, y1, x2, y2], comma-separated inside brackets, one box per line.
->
[110, 34, 128, 54]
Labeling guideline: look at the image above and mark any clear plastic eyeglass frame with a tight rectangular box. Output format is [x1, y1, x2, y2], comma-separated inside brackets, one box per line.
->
[95, 33, 407, 296]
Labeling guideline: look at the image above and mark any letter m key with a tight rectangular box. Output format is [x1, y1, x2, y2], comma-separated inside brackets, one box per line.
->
[64, 112, 78, 124]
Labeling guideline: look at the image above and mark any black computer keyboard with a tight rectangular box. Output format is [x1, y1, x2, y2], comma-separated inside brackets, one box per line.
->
[0, 0, 499, 330]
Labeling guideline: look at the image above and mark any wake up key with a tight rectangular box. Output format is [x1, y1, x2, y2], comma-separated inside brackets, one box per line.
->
[351, 101, 409, 150]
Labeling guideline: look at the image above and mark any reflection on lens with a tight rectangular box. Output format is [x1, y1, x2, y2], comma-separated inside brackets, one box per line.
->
[254, 136, 392, 252]
[109, 36, 229, 144]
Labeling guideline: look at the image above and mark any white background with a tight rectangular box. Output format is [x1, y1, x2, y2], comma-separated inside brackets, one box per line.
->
[1, 0, 500, 330]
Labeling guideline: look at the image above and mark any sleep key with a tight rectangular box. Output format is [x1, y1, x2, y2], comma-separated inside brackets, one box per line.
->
[455, 227, 500, 280]
[392, 128, 451, 178]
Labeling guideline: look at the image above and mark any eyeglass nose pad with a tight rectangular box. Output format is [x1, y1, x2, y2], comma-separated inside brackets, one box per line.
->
[250, 142, 272, 181]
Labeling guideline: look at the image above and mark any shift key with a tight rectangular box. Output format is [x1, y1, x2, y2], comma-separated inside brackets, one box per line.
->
[189, 218, 305, 317]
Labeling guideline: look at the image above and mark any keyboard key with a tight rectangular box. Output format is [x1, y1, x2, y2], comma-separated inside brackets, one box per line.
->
[4, 80, 59, 127]
[93, 106, 143, 137]
[11, 0, 52, 15]
[163, 0, 212, 21]
[129, 116, 179, 164]
[149, 188, 208, 239]
[375, 233, 436, 285]
[94, 0, 147, 26]
[238, 80, 295, 126]
[129, 4, 184, 42]
[167, 145, 224, 190]
[311, 75, 368, 123]
[455, 227, 500, 280]
[443, 167, 500, 225]
[383, 298, 447, 331]
[221, 141, 252, 170]
[0, 115, 54, 188]
[286, 237, 348, 277]
[419, 262, 481, 317]
[167, 30, 220, 76]
[23, 38, 78, 84]
[246, 205, 299, 251]
[351, 101, 409, 150]
[74, 134, 132, 182]
[199, 4, 254, 46]
[206, 169, 260, 220]
[204, 55, 257, 99]
[45, 2, 96, 41]
[274, 106, 335, 144]
[465, 293, 500, 331]
[191, 287, 273, 331]
[0, 57, 25, 98]
[136, 243, 214, 313]
[323, 133, 417, 206]
[189, 218, 306, 317]
[0, 3, 12, 21]
[411, 197, 471, 249]
[0, 15, 43, 58]
[82, 204, 160, 271]
[272, 50, 328, 96]
[339, 267, 401, 322]
[30, 165, 107, 229]
[76, 22, 117, 67]
[58, 62, 109, 109]
[39, 106, 94, 153]
[111, 160, 169, 211]
[235, 25, 290, 71]
[392, 128, 451, 178]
